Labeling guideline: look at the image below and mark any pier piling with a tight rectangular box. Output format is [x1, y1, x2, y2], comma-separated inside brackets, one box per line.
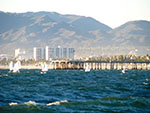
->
[50, 60, 150, 70]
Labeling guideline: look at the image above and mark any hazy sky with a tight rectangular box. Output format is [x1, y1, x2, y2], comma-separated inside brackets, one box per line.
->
[0, 0, 149, 28]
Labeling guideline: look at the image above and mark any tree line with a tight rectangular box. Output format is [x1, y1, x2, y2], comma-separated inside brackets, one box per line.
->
[0, 54, 150, 65]
[87, 54, 150, 62]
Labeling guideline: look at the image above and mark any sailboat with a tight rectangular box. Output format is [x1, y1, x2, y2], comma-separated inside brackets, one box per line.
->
[9, 61, 14, 72]
[85, 64, 91, 72]
[13, 61, 21, 73]
[41, 62, 48, 74]
[122, 65, 128, 73]
[122, 69, 126, 73]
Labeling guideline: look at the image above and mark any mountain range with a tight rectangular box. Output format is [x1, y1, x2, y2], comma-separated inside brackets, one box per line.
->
[0, 11, 150, 57]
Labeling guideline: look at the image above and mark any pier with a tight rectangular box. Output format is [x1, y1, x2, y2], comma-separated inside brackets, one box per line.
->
[1, 60, 149, 70]
[49, 60, 150, 70]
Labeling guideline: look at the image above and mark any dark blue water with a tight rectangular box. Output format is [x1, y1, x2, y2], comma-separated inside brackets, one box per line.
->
[0, 69, 150, 113]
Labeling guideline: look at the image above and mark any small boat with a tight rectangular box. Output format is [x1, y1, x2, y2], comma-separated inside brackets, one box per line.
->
[122, 65, 128, 73]
[122, 69, 126, 73]
[13, 61, 21, 73]
[122, 68, 127, 73]
[9, 61, 14, 72]
[41, 62, 48, 74]
[85, 64, 91, 72]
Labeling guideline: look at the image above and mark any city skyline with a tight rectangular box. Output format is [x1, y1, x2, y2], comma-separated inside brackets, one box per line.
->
[33, 46, 75, 61]
[0, 0, 149, 28]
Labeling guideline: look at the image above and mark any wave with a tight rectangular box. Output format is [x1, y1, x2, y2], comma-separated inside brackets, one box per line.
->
[0, 74, 8, 77]
[46, 100, 68, 106]
[143, 82, 150, 85]
[62, 96, 150, 107]
[9, 101, 37, 106]
[4, 98, 150, 112]
[8, 100, 68, 106]
[9, 102, 18, 106]
[24, 101, 37, 105]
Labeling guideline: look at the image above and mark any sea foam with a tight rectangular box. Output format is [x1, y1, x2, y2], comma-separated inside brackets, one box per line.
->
[46, 100, 68, 106]
[24, 100, 37, 105]
[9, 102, 18, 106]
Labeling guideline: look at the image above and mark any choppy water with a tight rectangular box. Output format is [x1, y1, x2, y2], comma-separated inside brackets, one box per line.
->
[0, 69, 150, 113]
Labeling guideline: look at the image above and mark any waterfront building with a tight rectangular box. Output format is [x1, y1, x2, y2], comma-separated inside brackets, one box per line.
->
[0, 54, 9, 60]
[46, 47, 55, 60]
[34, 46, 75, 61]
[45, 46, 75, 60]
[68, 48, 75, 59]
[33, 47, 45, 61]
[15, 48, 20, 58]
[15, 48, 27, 60]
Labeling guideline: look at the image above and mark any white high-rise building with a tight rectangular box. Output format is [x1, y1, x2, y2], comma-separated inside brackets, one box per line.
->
[15, 48, 27, 60]
[33, 47, 45, 61]
[34, 46, 75, 61]
[45, 46, 75, 60]
[15, 48, 20, 58]
[45, 46, 49, 61]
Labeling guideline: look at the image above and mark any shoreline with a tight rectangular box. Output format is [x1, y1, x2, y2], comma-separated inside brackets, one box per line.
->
[0, 65, 42, 69]
[1, 60, 150, 70]
[0, 65, 150, 70]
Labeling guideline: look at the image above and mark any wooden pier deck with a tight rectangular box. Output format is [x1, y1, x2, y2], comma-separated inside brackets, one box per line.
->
[49, 60, 150, 70]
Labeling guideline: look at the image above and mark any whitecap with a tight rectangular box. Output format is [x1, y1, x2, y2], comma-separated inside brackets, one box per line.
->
[146, 78, 149, 81]
[143, 82, 149, 85]
[0, 74, 8, 77]
[4, 74, 8, 76]
[24, 100, 37, 105]
[9, 102, 18, 106]
[46, 100, 68, 106]
[60, 100, 68, 103]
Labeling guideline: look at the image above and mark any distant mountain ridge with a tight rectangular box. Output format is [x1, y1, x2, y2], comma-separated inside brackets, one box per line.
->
[111, 20, 150, 46]
[0, 11, 150, 57]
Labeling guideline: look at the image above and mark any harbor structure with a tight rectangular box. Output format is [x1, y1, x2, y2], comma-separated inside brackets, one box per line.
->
[47, 60, 150, 70]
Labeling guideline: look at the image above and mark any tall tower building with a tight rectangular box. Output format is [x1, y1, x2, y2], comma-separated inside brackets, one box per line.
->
[45, 46, 75, 60]
[33, 46, 75, 61]
[33, 47, 45, 61]
[45, 46, 49, 61]
[15, 48, 20, 58]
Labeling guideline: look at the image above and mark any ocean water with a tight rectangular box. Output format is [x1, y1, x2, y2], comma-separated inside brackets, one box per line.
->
[0, 69, 150, 113]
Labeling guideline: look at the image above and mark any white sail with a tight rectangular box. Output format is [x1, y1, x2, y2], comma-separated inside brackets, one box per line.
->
[122, 65, 128, 73]
[13, 61, 21, 73]
[85, 64, 90, 72]
[122, 69, 126, 73]
[42, 62, 48, 72]
[9, 61, 14, 71]
[17, 61, 21, 69]
[122, 68, 128, 73]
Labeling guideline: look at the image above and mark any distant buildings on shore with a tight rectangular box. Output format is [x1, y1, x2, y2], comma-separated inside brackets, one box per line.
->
[33, 46, 75, 61]
[13, 46, 75, 61]
[15, 48, 26, 59]
[33, 47, 45, 61]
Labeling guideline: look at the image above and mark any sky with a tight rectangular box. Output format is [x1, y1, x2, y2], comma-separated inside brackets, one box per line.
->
[0, 0, 149, 28]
